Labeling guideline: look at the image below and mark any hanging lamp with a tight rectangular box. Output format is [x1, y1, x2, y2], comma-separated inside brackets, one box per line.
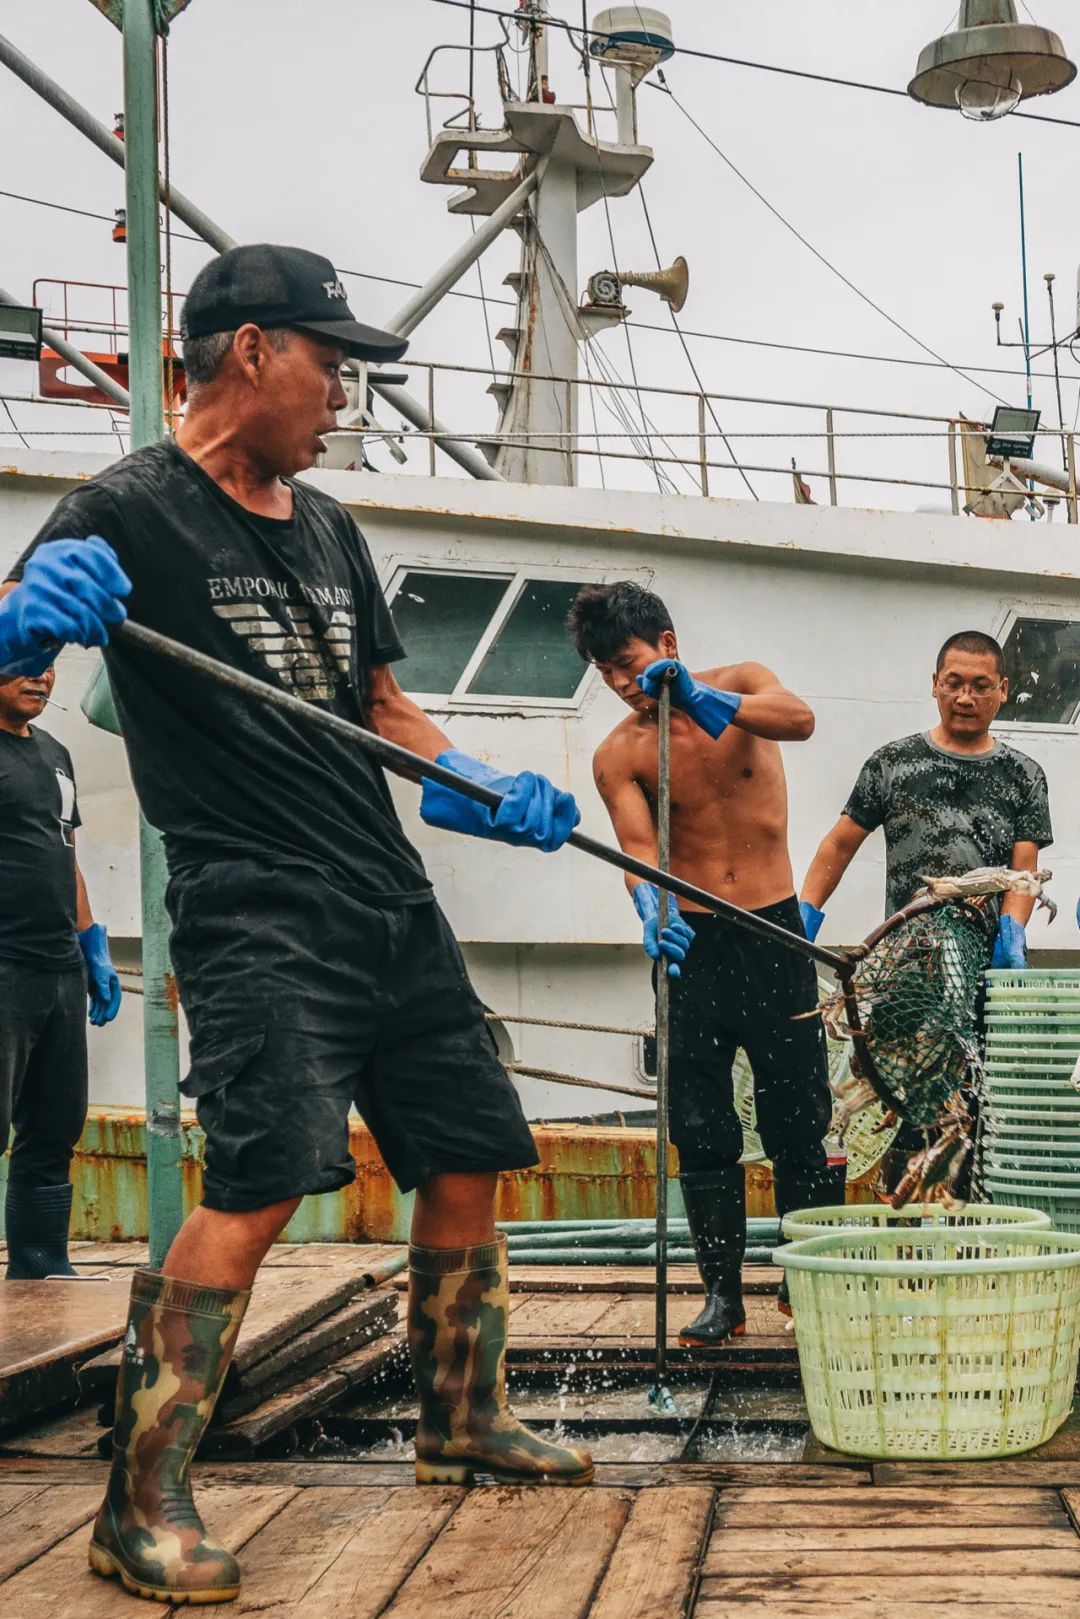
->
[908, 0, 1075, 122]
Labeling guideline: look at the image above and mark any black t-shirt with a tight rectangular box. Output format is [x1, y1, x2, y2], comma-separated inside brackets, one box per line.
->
[0, 725, 82, 967]
[10, 441, 431, 906]
[843, 731, 1053, 917]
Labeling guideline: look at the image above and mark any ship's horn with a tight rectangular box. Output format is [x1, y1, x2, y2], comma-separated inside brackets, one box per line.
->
[618, 256, 689, 314]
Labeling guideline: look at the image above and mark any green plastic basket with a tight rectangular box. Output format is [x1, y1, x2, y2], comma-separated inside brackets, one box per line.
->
[779, 1202, 1050, 1243]
[778, 1226, 1080, 1459]
[985, 1182, 1080, 1234]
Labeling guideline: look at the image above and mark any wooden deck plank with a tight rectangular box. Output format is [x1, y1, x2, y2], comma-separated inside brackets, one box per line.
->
[0, 1457, 874, 1488]
[0, 1405, 103, 1460]
[0, 1485, 296, 1617]
[696, 1605, 1075, 1618]
[697, 1574, 1080, 1604]
[188, 1485, 461, 1618]
[586, 1293, 786, 1341]
[874, 1462, 1080, 1486]
[587, 1485, 711, 1619]
[712, 1486, 1067, 1527]
[0, 1274, 132, 1429]
[382, 1486, 633, 1619]
[703, 1546, 1080, 1574]
[0, 1483, 44, 1518]
[0, 1483, 100, 1583]
[706, 1525, 1079, 1551]
[509, 1293, 619, 1337]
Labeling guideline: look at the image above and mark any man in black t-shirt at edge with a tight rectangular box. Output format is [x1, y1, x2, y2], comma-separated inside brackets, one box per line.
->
[0, 664, 121, 1280]
[2, 245, 592, 1607]
[799, 629, 1053, 1189]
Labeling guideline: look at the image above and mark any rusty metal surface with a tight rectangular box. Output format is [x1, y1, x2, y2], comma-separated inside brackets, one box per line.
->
[30, 1107, 878, 1245]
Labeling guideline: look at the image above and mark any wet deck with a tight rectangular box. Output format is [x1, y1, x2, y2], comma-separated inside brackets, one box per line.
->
[0, 1245, 1078, 1614]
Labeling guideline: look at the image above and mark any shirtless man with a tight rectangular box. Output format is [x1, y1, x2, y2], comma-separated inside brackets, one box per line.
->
[567, 582, 845, 1343]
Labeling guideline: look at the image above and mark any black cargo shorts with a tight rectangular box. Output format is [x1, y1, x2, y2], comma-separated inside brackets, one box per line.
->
[166, 858, 538, 1212]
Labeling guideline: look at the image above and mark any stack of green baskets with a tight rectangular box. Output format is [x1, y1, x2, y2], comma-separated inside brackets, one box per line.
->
[777, 1225, 1080, 1458]
[983, 969, 1080, 1233]
[780, 1202, 1050, 1242]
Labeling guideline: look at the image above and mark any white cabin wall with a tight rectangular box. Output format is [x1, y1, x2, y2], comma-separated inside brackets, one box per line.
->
[2, 453, 1078, 1114]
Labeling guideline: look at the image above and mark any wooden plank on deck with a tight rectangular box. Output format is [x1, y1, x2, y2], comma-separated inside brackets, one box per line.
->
[0, 1482, 101, 1582]
[0, 1484, 295, 1618]
[190, 1485, 461, 1618]
[697, 1574, 1080, 1607]
[587, 1485, 711, 1619]
[0, 1274, 131, 1428]
[383, 1486, 633, 1619]
[712, 1486, 1069, 1528]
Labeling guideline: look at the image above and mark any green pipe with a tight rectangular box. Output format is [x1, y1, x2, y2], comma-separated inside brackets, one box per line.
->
[506, 1245, 778, 1266]
[500, 1218, 781, 1237]
[123, 0, 183, 1270]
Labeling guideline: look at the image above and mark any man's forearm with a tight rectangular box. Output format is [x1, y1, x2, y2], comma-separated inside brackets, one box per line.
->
[367, 688, 451, 764]
[731, 690, 814, 743]
[74, 863, 94, 932]
[801, 839, 853, 909]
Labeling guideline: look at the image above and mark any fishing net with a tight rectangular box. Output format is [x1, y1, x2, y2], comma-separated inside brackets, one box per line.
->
[735, 981, 899, 1178]
[841, 900, 992, 1128]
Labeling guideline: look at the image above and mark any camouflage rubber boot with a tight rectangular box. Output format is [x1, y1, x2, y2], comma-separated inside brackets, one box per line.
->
[88, 1268, 250, 1604]
[408, 1234, 594, 1486]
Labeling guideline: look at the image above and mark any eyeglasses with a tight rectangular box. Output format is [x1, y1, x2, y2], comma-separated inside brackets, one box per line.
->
[937, 676, 1002, 697]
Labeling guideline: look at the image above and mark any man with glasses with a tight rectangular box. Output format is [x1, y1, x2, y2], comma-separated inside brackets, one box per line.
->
[799, 631, 1051, 958]
[799, 630, 1052, 1186]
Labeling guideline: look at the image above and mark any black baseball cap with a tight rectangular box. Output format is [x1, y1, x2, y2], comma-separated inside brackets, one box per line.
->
[181, 244, 409, 362]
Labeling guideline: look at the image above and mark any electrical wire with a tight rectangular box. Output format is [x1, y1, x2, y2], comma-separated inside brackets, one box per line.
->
[1, 399, 30, 449]
[423, 0, 1080, 131]
[659, 78, 1012, 410]
[587, 85, 668, 492]
[5, 186, 1075, 386]
[596, 45, 757, 497]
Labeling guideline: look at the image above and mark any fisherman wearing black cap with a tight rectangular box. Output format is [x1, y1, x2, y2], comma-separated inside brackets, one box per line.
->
[4, 245, 593, 1607]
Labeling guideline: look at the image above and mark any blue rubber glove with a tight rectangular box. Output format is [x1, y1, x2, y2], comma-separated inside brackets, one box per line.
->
[799, 900, 825, 943]
[636, 659, 741, 740]
[633, 883, 696, 978]
[78, 923, 122, 1026]
[0, 537, 131, 677]
[420, 749, 580, 852]
[991, 913, 1028, 971]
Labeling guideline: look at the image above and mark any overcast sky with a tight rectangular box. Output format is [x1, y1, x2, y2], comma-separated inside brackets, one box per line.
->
[3, 0, 1080, 505]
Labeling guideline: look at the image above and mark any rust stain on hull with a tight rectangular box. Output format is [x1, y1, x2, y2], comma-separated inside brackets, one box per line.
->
[60, 1107, 875, 1244]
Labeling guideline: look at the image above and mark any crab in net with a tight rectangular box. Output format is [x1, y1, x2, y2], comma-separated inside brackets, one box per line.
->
[815, 868, 1055, 1208]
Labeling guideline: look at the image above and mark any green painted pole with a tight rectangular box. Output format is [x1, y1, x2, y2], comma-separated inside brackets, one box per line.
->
[123, 0, 184, 1267]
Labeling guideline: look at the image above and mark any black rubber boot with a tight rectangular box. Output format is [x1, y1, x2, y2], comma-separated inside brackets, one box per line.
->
[4, 1182, 77, 1279]
[773, 1160, 848, 1315]
[678, 1168, 747, 1346]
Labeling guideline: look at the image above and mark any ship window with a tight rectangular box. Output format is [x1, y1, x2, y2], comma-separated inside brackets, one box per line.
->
[999, 616, 1080, 726]
[388, 570, 510, 694]
[386, 567, 593, 706]
[466, 579, 591, 700]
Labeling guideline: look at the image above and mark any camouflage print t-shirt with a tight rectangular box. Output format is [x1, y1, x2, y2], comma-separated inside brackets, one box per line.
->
[843, 732, 1053, 917]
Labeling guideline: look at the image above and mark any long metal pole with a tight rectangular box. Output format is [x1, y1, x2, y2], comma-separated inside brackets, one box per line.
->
[1018, 154, 1033, 413]
[115, 619, 853, 973]
[652, 679, 672, 1407]
[0, 283, 131, 408]
[123, 2, 184, 1269]
[383, 170, 539, 338]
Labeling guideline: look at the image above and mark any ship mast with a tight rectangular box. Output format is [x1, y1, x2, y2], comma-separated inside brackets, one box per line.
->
[416, 5, 673, 485]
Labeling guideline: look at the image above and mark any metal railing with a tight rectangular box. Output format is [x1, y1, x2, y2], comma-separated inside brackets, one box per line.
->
[348, 356, 1080, 520]
[5, 338, 1077, 521]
